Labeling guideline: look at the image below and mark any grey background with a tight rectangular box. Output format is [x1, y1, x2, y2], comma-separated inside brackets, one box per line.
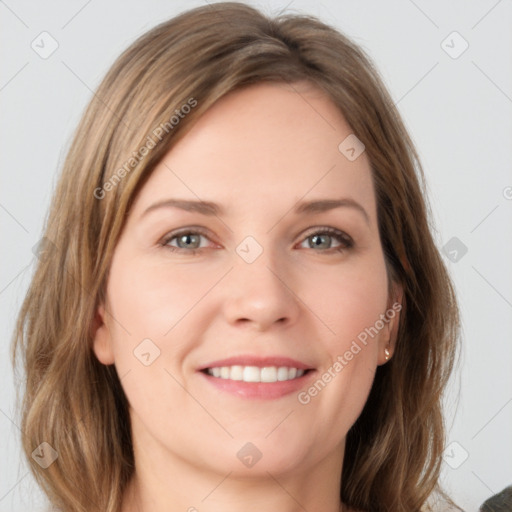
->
[1, 1, 511, 510]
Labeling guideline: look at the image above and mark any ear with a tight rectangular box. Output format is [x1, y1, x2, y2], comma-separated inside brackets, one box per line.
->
[377, 282, 404, 365]
[91, 303, 115, 365]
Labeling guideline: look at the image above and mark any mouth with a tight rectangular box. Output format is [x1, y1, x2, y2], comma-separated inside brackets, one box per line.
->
[197, 356, 315, 399]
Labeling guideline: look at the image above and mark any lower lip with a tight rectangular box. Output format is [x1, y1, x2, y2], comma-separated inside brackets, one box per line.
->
[198, 370, 315, 399]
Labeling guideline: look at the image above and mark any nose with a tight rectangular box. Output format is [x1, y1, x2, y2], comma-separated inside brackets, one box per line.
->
[221, 252, 301, 331]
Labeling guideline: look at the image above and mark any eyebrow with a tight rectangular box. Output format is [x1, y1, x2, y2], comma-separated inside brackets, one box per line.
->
[140, 198, 370, 225]
[295, 198, 369, 225]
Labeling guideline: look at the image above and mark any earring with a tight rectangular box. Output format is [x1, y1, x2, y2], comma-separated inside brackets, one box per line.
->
[384, 347, 390, 361]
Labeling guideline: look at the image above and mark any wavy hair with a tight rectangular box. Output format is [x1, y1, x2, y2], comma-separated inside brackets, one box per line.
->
[12, 3, 461, 511]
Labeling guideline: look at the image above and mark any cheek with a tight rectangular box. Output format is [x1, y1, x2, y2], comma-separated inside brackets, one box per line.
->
[102, 255, 214, 420]
[301, 253, 390, 351]
[103, 252, 229, 408]
[297, 253, 388, 412]
[106, 254, 220, 346]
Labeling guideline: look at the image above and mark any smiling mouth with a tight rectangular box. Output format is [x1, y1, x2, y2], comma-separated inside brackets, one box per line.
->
[202, 365, 310, 383]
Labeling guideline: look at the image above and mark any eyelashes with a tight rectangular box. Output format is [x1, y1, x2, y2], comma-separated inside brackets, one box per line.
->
[298, 227, 354, 252]
[159, 226, 354, 256]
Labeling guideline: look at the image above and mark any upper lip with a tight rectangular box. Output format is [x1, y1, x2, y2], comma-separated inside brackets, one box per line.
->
[198, 355, 314, 371]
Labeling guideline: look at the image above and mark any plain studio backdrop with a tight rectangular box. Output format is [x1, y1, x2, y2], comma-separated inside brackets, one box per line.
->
[1, 1, 511, 511]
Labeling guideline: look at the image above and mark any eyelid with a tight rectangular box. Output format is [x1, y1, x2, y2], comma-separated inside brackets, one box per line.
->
[298, 226, 353, 243]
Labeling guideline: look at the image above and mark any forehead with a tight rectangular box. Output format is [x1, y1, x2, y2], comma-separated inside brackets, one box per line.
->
[131, 81, 376, 221]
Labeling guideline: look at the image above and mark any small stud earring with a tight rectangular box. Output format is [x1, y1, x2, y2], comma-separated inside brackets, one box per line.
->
[384, 347, 390, 361]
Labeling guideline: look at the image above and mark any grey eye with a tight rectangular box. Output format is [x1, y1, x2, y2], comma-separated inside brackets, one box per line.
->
[175, 233, 202, 249]
[307, 233, 334, 249]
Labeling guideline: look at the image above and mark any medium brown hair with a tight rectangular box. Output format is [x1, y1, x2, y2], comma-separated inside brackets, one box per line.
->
[12, 3, 461, 511]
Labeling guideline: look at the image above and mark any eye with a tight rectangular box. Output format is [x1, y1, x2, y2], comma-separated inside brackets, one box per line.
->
[160, 228, 214, 254]
[298, 227, 353, 253]
[159, 227, 354, 255]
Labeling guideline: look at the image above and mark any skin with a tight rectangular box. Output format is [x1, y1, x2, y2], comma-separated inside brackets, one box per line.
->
[92, 80, 402, 512]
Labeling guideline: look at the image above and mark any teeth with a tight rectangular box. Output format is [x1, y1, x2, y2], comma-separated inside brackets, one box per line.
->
[205, 366, 306, 383]
[230, 365, 243, 380]
[277, 367, 288, 381]
[260, 367, 277, 383]
[243, 366, 260, 382]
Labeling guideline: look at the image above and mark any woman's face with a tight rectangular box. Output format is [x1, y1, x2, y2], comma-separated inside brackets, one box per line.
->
[93, 81, 401, 478]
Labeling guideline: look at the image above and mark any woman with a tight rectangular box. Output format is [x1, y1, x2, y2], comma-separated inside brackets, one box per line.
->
[12, 3, 462, 511]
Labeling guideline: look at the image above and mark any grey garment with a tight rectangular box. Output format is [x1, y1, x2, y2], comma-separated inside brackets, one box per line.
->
[480, 486, 512, 512]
